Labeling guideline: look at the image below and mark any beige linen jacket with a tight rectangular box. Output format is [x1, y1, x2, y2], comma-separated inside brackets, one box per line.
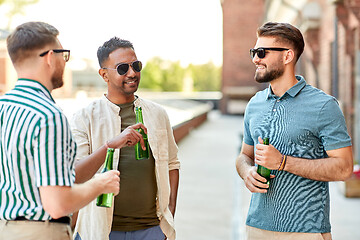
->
[70, 95, 180, 240]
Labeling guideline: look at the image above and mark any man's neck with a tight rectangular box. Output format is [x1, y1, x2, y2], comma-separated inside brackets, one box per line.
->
[270, 75, 298, 97]
[17, 71, 53, 92]
[106, 92, 136, 105]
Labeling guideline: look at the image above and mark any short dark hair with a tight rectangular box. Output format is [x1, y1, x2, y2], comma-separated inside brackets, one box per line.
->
[257, 22, 305, 62]
[7, 22, 59, 64]
[97, 37, 134, 67]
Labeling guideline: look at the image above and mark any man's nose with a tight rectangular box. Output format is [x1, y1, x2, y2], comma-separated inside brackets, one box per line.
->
[126, 65, 136, 77]
[252, 54, 261, 64]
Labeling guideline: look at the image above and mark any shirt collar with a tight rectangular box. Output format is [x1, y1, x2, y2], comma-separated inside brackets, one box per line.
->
[15, 78, 55, 102]
[266, 75, 306, 100]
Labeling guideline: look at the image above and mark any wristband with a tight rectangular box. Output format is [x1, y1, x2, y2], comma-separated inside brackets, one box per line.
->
[278, 154, 287, 171]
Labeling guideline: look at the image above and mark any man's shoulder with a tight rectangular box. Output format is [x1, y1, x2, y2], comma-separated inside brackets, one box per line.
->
[138, 97, 166, 112]
[1, 87, 63, 118]
[72, 97, 110, 118]
[301, 84, 336, 103]
[247, 88, 268, 104]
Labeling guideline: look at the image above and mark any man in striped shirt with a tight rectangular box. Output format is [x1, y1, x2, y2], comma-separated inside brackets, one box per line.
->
[0, 22, 131, 240]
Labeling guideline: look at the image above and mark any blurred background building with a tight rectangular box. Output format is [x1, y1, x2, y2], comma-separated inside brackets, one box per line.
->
[221, 0, 360, 164]
[0, 0, 359, 176]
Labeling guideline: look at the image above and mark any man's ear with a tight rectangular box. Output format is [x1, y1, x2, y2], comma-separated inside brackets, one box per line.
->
[284, 49, 295, 65]
[43, 50, 55, 67]
[99, 68, 109, 82]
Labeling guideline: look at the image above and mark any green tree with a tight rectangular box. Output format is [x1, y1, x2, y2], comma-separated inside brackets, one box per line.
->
[2, 0, 39, 30]
[188, 61, 221, 91]
[139, 57, 163, 91]
[140, 57, 221, 92]
[140, 57, 185, 91]
[161, 61, 184, 91]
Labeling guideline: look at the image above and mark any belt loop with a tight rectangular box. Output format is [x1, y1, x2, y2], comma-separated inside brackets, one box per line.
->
[45, 220, 50, 227]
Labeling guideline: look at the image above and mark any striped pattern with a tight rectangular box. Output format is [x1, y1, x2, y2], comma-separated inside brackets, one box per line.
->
[243, 76, 351, 233]
[0, 79, 76, 220]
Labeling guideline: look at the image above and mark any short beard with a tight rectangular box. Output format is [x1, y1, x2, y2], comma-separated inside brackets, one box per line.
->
[255, 67, 284, 83]
[51, 63, 64, 90]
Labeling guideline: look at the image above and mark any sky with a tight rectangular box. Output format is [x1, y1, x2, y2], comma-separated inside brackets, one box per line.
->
[1, 0, 223, 69]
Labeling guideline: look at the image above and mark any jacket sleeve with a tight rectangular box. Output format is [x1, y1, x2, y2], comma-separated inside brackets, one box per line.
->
[164, 110, 180, 171]
[70, 111, 92, 162]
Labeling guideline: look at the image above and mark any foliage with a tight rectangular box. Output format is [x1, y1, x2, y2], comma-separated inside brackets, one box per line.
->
[140, 57, 221, 92]
[140, 57, 184, 91]
[188, 62, 221, 91]
[2, 0, 40, 30]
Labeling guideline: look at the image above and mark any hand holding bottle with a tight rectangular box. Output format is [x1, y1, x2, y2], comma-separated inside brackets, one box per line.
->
[95, 170, 120, 195]
[135, 107, 150, 160]
[106, 123, 147, 150]
[255, 137, 283, 170]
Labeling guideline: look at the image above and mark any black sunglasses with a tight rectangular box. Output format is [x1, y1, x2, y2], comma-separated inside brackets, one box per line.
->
[39, 49, 71, 62]
[250, 47, 289, 59]
[102, 61, 142, 75]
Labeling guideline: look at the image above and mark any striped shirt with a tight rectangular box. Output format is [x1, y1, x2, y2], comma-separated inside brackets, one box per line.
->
[243, 75, 351, 233]
[0, 79, 76, 221]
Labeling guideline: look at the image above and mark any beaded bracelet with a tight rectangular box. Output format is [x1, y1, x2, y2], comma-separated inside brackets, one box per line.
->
[278, 154, 287, 171]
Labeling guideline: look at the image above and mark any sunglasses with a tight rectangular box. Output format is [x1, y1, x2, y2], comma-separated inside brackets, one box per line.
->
[250, 47, 289, 59]
[102, 60, 142, 75]
[39, 49, 71, 62]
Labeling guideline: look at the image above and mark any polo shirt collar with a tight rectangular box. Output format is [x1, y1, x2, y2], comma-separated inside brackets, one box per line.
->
[266, 75, 306, 100]
[16, 78, 55, 102]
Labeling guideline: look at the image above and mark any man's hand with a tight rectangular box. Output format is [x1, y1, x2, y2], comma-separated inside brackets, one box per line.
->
[94, 170, 120, 195]
[254, 137, 282, 170]
[243, 166, 271, 193]
[108, 123, 147, 150]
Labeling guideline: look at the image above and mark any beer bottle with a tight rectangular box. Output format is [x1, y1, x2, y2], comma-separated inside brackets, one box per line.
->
[96, 148, 115, 208]
[257, 137, 271, 187]
[135, 107, 149, 160]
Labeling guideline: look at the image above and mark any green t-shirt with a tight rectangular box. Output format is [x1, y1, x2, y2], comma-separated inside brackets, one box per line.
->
[112, 100, 159, 231]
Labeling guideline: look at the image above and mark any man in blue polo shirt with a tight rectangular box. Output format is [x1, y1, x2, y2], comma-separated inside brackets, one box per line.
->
[235, 22, 353, 240]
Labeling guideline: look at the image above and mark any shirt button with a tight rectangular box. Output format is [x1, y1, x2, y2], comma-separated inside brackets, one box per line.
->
[277, 100, 280, 102]
[273, 109, 276, 112]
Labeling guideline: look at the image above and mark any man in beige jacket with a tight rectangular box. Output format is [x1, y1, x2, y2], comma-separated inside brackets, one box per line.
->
[71, 37, 180, 240]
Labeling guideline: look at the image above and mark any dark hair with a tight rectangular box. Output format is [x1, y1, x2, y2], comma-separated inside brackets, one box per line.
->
[257, 22, 305, 62]
[6, 22, 59, 64]
[97, 37, 134, 67]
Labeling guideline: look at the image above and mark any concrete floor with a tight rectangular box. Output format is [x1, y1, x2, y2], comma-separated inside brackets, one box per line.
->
[175, 111, 360, 240]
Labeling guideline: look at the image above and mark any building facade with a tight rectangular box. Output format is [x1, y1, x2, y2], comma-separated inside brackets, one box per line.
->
[263, 0, 360, 161]
[220, 0, 265, 114]
[222, 0, 360, 161]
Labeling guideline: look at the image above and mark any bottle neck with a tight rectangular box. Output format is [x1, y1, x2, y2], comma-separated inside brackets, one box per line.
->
[136, 107, 144, 124]
[104, 151, 114, 170]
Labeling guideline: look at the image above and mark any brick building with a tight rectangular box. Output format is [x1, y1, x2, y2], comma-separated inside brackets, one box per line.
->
[222, 0, 360, 161]
[0, 29, 73, 98]
[220, 0, 265, 114]
[263, 0, 360, 161]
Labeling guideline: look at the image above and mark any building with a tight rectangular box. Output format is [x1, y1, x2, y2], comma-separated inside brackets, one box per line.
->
[262, 0, 360, 162]
[220, 0, 265, 114]
[222, 0, 360, 163]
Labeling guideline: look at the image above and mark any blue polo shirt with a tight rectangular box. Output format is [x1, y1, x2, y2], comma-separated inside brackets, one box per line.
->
[243, 75, 351, 233]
